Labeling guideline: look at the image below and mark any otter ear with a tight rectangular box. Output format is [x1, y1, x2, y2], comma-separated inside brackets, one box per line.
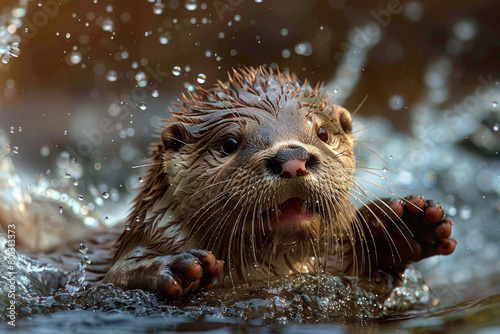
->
[335, 106, 352, 134]
[161, 122, 185, 152]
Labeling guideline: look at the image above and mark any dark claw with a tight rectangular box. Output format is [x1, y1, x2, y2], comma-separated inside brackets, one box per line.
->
[159, 249, 223, 299]
[356, 196, 457, 276]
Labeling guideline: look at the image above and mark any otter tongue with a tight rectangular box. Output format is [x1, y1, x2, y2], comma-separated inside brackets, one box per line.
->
[280, 197, 312, 221]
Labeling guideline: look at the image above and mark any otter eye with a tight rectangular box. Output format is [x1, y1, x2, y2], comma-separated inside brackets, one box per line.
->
[317, 127, 329, 143]
[221, 137, 239, 155]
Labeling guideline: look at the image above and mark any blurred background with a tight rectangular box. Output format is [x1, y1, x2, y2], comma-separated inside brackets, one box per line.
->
[1, 0, 499, 180]
[0, 0, 499, 304]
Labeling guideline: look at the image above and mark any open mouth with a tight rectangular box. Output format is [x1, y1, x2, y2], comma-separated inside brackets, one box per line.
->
[262, 197, 317, 228]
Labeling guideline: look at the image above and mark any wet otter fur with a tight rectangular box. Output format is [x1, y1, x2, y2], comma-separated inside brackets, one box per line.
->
[103, 67, 457, 299]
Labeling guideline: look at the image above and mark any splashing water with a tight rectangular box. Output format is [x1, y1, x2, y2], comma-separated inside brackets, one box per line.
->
[1, 43, 21, 64]
[0, 30, 458, 333]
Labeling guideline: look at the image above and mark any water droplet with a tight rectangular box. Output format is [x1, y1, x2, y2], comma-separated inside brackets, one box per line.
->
[185, 0, 197, 11]
[125, 225, 131, 231]
[389, 155, 393, 159]
[18, 126, 22, 132]
[197, 73, 206, 84]
[59, 206, 63, 214]
[138, 177, 144, 183]
[46, 169, 51, 174]
[106, 70, 118, 81]
[383, 167, 388, 173]
[135, 71, 146, 82]
[388, 94, 405, 110]
[135, 215, 141, 222]
[1, 53, 11, 64]
[493, 123, 499, 132]
[404, 2, 424, 22]
[172, 66, 182, 76]
[333, 89, 338, 94]
[102, 192, 110, 199]
[78, 195, 84, 201]
[282, 48, 291, 58]
[84, 256, 92, 264]
[159, 32, 170, 44]
[459, 206, 472, 220]
[134, 71, 147, 87]
[13, 146, 19, 154]
[151, 89, 159, 98]
[454, 19, 478, 41]
[294, 41, 313, 56]
[493, 101, 498, 108]
[102, 19, 113, 31]
[153, 1, 165, 14]
[68, 51, 82, 65]
[9, 126, 14, 133]
[139, 102, 147, 110]
[73, 178, 80, 186]
[423, 171, 438, 187]
[9, 43, 20, 57]
[79, 243, 88, 254]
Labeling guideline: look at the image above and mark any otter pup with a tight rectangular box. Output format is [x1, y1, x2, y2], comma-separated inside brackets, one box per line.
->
[103, 67, 456, 299]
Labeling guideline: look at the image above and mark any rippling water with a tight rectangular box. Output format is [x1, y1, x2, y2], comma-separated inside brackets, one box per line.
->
[1, 270, 500, 333]
[0, 246, 465, 334]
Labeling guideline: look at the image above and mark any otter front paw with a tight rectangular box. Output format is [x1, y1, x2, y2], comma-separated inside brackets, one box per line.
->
[155, 250, 224, 299]
[357, 195, 457, 273]
[399, 195, 457, 258]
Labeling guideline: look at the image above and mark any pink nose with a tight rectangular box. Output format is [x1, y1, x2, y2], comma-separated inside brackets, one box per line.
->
[268, 146, 311, 178]
[280, 159, 307, 178]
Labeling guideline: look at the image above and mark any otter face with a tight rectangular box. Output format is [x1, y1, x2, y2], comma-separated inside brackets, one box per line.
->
[227, 100, 356, 240]
[159, 68, 357, 278]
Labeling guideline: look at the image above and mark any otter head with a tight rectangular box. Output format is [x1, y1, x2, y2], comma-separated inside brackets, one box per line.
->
[151, 67, 357, 280]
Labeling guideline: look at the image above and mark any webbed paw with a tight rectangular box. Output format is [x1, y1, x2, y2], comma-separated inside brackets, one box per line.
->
[155, 249, 224, 299]
[356, 195, 457, 273]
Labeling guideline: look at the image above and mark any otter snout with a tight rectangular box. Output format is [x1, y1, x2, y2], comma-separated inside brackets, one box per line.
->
[267, 146, 316, 178]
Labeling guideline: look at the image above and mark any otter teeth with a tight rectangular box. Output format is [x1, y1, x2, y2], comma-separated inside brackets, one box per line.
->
[301, 200, 308, 216]
[271, 207, 282, 219]
[265, 198, 311, 219]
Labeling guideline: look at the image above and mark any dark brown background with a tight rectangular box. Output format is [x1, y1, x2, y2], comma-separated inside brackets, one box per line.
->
[0, 0, 498, 178]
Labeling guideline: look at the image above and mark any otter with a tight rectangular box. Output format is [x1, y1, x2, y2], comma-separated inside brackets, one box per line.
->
[102, 67, 457, 299]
